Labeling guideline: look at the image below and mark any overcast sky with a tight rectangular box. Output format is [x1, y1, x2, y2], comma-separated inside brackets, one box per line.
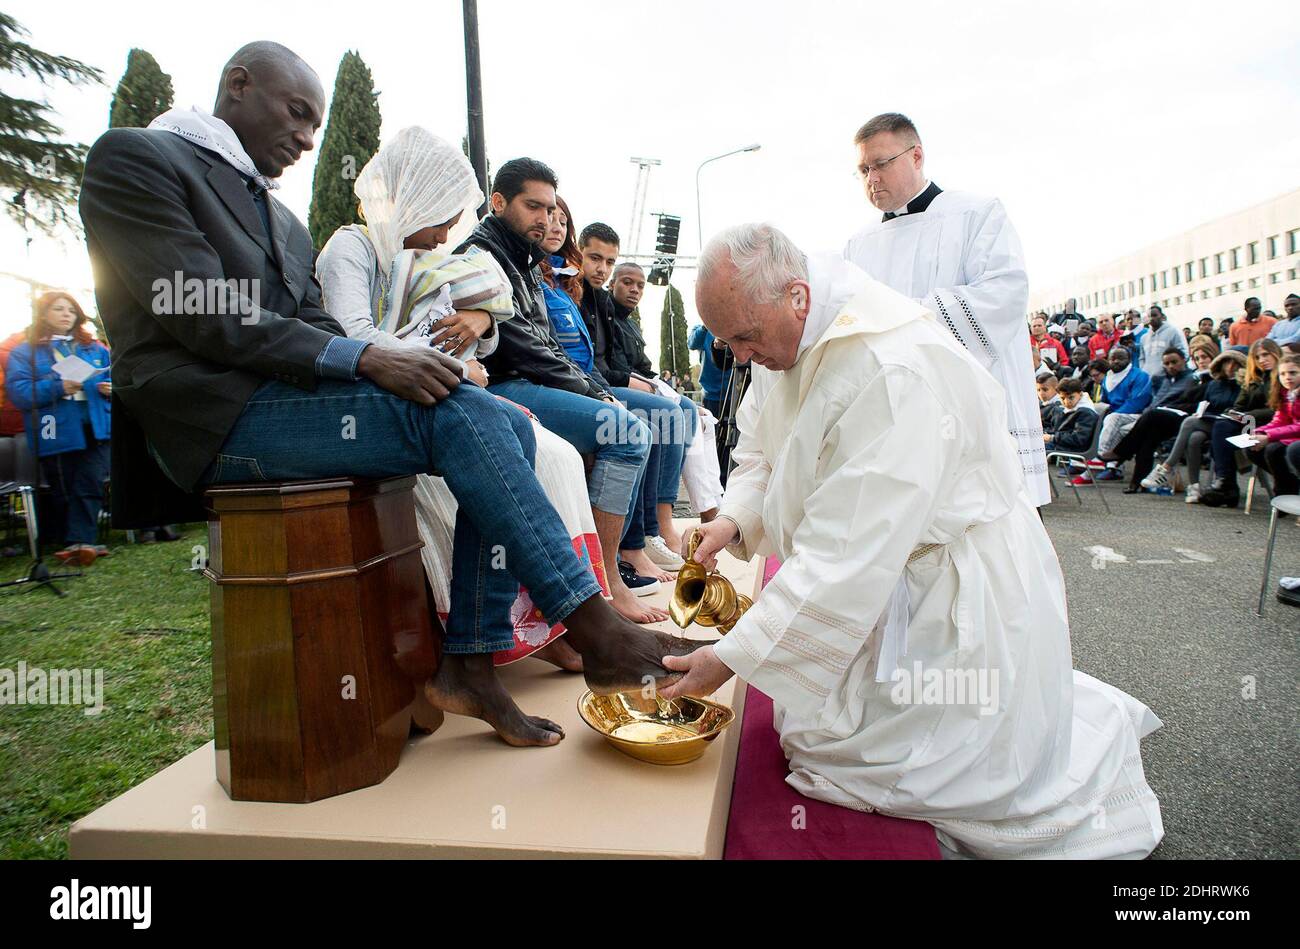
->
[3, 0, 1299, 352]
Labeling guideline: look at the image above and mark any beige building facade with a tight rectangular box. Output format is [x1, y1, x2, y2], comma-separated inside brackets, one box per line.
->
[1029, 188, 1300, 331]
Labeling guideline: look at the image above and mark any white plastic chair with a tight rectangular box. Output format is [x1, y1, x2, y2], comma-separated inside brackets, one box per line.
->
[1258, 494, 1300, 615]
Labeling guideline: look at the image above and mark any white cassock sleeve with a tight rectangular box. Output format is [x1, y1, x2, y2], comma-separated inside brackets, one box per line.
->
[713, 366, 961, 718]
[717, 369, 772, 562]
[922, 200, 1028, 374]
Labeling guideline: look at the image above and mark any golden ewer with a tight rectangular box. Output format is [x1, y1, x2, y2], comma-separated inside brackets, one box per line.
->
[668, 530, 752, 634]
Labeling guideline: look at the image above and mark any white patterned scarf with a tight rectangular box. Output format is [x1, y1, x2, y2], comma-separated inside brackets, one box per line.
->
[148, 106, 280, 191]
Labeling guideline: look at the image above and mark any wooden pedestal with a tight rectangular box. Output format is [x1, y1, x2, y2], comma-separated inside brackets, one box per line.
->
[204, 477, 442, 803]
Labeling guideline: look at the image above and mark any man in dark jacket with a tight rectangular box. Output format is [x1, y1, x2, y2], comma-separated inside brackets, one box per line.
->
[79, 42, 690, 747]
[458, 163, 668, 625]
[1100, 348, 1196, 490]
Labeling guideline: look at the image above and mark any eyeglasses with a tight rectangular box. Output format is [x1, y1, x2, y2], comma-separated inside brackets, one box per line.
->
[853, 145, 917, 180]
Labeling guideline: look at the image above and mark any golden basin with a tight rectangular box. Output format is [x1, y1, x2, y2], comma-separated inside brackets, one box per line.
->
[577, 690, 735, 766]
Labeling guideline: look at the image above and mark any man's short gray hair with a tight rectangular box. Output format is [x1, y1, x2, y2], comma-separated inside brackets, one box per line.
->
[698, 223, 808, 304]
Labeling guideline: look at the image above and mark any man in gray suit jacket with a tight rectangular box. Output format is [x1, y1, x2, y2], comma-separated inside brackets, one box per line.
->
[79, 41, 695, 747]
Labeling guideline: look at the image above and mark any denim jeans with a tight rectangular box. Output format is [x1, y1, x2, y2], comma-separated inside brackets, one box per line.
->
[614, 388, 696, 549]
[486, 378, 649, 516]
[201, 379, 603, 654]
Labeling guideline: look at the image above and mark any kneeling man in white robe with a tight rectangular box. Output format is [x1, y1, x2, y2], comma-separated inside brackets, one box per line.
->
[661, 223, 1164, 859]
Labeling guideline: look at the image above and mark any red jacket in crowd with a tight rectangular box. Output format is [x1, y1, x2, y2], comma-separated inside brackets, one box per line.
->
[1088, 328, 1124, 361]
[0, 330, 28, 436]
[1032, 332, 1069, 365]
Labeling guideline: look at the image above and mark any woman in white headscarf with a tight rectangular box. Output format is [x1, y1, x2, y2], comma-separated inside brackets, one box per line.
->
[317, 127, 606, 672]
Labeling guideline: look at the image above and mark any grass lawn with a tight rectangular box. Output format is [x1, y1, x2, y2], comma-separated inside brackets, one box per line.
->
[0, 525, 211, 858]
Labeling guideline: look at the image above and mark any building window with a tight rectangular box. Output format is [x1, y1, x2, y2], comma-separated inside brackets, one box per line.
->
[1216, 286, 1226, 296]
[1248, 277, 1259, 289]
[1173, 296, 1182, 306]
[1160, 271, 1168, 289]
[1289, 230, 1300, 254]
[1199, 258, 1208, 278]
[1230, 247, 1242, 269]
[1172, 266, 1181, 286]
[1248, 242, 1259, 265]
[1214, 253, 1224, 274]
[1201, 290, 1210, 300]
[1128, 280, 1135, 297]
[1184, 262, 1193, 282]
[1268, 236, 1279, 259]
[1231, 281, 1241, 291]
[1138, 276, 1145, 294]
[1270, 273, 1280, 284]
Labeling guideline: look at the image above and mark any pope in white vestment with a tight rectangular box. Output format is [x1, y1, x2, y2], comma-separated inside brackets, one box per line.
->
[667, 228, 1163, 859]
[845, 185, 1051, 507]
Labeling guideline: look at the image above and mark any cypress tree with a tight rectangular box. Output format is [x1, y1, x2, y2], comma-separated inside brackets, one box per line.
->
[0, 13, 103, 235]
[108, 48, 173, 129]
[659, 284, 689, 376]
[307, 50, 381, 250]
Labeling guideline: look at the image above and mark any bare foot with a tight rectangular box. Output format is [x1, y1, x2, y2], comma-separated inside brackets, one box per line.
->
[659, 527, 686, 555]
[559, 595, 709, 695]
[620, 548, 675, 582]
[424, 654, 565, 747]
[532, 635, 583, 672]
[612, 581, 670, 624]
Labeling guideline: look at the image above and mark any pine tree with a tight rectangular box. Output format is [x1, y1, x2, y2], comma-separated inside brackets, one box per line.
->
[108, 48, 173, 129]
[308, 51, 381, 250]
[659, 284, 690, 376]
[0, 13, 103, 235]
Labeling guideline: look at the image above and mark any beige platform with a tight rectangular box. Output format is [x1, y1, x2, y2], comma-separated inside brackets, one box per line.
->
[70, 532, 757, 859]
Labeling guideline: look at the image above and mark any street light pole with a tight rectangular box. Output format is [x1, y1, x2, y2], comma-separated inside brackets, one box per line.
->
[695, 144, 761, 250]
[462, 0, 489, 218]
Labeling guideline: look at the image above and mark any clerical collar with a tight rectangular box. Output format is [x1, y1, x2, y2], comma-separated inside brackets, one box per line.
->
[797, 254, 865, 360]
[882, 181, 942, 222]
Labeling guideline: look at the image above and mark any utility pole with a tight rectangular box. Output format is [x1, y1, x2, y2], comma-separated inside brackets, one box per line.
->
[627, 157, 661, 256]
[462, 0, 489, 217]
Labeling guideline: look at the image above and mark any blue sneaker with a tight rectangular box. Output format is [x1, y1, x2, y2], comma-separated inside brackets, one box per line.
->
[618, 561, 661, 597]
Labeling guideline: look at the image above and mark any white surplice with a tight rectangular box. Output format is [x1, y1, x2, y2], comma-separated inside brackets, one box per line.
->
[845, 190, 1050, 506]
[713, 255, 1164, 859]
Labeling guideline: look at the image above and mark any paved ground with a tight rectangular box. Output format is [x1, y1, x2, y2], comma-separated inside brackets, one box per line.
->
[1042, 473, 1298, 859]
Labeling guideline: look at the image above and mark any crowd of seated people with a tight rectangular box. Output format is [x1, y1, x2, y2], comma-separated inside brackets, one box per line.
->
[1031, 297, 1300, 520]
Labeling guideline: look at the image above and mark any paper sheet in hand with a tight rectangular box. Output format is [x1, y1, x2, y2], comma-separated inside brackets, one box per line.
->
[51, 354, 97, 384]
[1226, 433, 1259, 449]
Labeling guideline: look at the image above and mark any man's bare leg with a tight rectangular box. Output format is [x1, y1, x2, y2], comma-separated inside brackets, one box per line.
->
[560, 593, 707, 694]
[424, 594, 706, 745]
[425, 654, 566, 746]
[657, 503, 686, 553]
[532, 635, 584, 671]
[620, 547, 675, 582]
[595, 507, 668, 623]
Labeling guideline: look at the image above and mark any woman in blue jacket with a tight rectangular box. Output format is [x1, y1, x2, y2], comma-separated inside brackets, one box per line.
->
[4, 292, 111, 564]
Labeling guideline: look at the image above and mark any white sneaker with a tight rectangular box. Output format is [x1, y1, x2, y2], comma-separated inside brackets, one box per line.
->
[1140, 463, 1171, 491]
[645, 534, 686, 570]
[1185, 483, 1201, 503]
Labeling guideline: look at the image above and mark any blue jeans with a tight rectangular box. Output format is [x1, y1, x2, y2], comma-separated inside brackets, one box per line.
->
[201, 379, 603, 654]
[615, 388, 696, 549]
[486, 379, 649, 516]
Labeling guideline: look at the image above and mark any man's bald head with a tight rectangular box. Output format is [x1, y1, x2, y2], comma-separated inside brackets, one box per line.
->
[213, 41, 324, 179]
[695, 223, 810, 371]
